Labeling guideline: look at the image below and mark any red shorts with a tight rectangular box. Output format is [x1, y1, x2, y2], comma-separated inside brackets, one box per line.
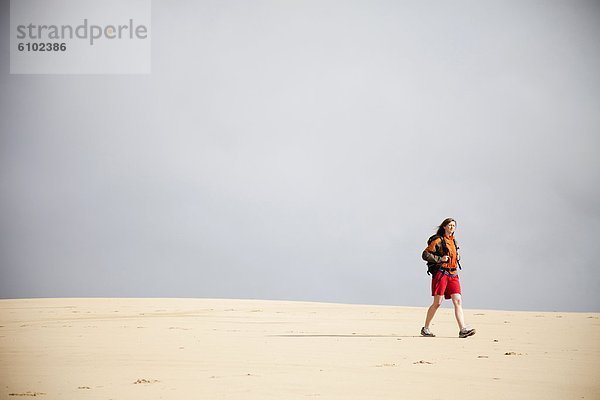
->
[431, 271, 461, 299]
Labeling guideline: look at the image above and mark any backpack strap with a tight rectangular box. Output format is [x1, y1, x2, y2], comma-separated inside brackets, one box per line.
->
[453, 238, 462, 270]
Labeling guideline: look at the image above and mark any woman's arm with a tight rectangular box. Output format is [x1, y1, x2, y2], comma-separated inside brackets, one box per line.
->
[422, 238, 446, 264]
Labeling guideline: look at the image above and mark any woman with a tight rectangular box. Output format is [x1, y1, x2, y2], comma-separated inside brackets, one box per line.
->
[420, 218, 475, 338]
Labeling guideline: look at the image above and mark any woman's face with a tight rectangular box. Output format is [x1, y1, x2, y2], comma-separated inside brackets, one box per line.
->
[444, 220, 456, 236]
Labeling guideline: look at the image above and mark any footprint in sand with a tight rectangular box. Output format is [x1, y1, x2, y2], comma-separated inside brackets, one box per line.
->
[8, 392, 46, 397]
[133, 379, 159, 384]
[504, 351, 524, 356]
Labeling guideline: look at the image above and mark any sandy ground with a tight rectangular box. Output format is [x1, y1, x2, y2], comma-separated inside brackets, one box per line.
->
[0, 298, 598, 400]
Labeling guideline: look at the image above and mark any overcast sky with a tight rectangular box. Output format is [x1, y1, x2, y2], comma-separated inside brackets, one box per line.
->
[1, 0, 599, 312]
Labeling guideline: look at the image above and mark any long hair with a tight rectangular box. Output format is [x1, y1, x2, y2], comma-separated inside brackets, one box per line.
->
[435, 218, 456, 236]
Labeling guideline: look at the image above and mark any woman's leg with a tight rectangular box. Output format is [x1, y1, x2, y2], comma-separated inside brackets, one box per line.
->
[424, 295, 444, 328]
[451, 293, 465, 331]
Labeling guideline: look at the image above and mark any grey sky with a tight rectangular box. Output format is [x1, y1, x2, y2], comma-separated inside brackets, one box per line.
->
[1, 0, 599, 312]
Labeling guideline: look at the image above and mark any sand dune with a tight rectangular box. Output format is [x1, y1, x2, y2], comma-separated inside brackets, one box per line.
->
[1, 298, 598, 399]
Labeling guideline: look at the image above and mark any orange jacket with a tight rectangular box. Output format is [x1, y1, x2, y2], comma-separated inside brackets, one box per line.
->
[423, 235, 459, 274]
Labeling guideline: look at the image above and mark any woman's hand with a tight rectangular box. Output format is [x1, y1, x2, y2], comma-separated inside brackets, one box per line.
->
[441, 255, 450, 263]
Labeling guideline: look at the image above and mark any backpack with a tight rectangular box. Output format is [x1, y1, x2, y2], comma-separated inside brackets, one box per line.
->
[422, 235, 462, 276]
